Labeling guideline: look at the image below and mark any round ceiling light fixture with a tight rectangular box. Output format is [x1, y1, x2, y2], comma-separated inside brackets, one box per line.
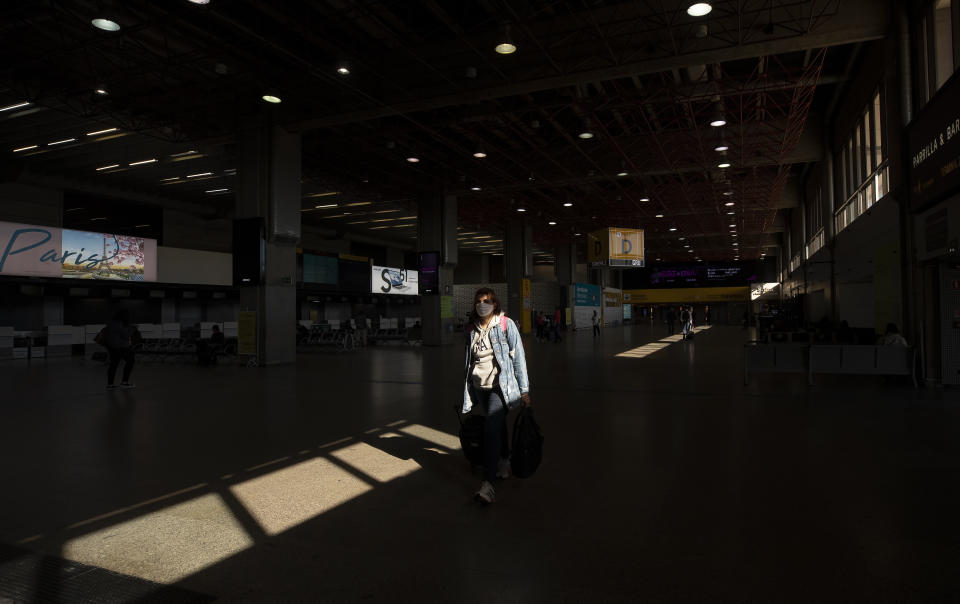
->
[687, 3, 713, 17]
[495, 23, 517, 54]
[517, 208, 526, 212]
[406, 156, 420, 163]
[563, 202, 573, 207]
[723, 190, 734, 196]
[725, 201, 735, 206]
[92, 18, 120, 31]
[548, 221, 557, 225]
[578, 130, 594, 140]
[188, 0, 210, 4]
[337, 66, 350, 75]
[655, 213, 664, 218]
[617, 171, 628, 177]
[718, 162, 731, 168]
[669, 227, 677, 232]
[94, 88, 108, 95]
[640, 196, 650, 202]
[710, 118, 727, 127]
[262, 94, 282, 104]
[473, 148, 487, 158]
[470, 185, 481, 191]
[715, 145, 729, 152]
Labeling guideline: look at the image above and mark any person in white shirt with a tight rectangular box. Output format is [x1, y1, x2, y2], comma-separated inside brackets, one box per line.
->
[881, 323, 908, 347]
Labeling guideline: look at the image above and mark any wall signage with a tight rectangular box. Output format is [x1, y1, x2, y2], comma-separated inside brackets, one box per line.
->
[908, 71, 960, 210]
[370, 265, 419, 295]
[0, 220, 157, 281]
[587, 228, 645, 267]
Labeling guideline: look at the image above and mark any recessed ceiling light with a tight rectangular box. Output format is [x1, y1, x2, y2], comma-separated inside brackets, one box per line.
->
[733, 243, 739, 246]
[640, 196, 650, 202]
[262, 94, 281, 104]
[94, 88, 108, 95]
[563, 202, 573, 207]
[86, 127, 117, 136]
[314, 204, 337, 209]
[684, 245, 690, 248]
[129, 158, 157, 166]
[13, 145, 37, 152]
[578, 131, 594, 139]
[718, 162, 731, 168]
[187, 172, 213, 178]
[732, 234, 738, 237]
[95, 164, 119, 171]
[710, 119, 727, 127]
[160, 177, 181, 182]
[337, 66, 350, 75]
[687, 3, 712, 16]
[188, 0, 210, 3]
[495, 41, 517, 54]
[727, 211, 735, 215]
[617, 171, 628, 177]
[473, 150, 487, 158]
[687, 249, 694, 252]
[575, 233, 581, 236]
[1, 101, 31, 112]
[715, 145, 729, 151]
[669, 227, 677, 231]
[729, 223, 736, 227]
[548, 221, 557, 225]
[655, 214, 664, 218]
[471, 186, 482, 191]
[47, 138, 76, 146]
[723, 191, 734, 196]
[406, 157, 420, 163]
[517, 208, 526, 212]
[679, 237, 686, 240]
[725, 201, 735, 206]
[92, 18, 120, 31]
[206, 188, 229, 194]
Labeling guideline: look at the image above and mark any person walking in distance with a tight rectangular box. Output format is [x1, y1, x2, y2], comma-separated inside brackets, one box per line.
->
[553, 306, 563, 343]
[592, 309, 601, 337]
[680, 305, 692, 339]
[462, 287, 531, 505]
[666, 306, 676, 335]
[103, 309, 136, 389]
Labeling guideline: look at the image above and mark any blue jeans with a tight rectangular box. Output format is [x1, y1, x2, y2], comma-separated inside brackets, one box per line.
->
[471, 386, 510, 482]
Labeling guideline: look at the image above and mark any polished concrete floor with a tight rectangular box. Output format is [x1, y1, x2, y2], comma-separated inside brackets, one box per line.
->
[1, 324, 959, 603]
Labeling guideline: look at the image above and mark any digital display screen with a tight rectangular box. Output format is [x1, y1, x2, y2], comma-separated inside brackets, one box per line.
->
[303, 254, 338, 284]
[418, 251, 439, 295]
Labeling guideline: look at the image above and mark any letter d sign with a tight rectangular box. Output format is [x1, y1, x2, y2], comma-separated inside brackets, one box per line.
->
[622, 239, 632, 254]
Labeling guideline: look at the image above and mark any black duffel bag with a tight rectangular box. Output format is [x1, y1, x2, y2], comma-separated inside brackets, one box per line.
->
[510, 407, 543, 478]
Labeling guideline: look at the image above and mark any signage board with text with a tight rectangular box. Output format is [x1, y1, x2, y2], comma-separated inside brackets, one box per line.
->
[908, 70, 960, 210]
[0, 220, 157, 281]
[370, 265, 419, 295]
[587, 228, 645, 267]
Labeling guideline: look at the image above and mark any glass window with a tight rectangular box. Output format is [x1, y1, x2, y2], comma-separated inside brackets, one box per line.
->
[935, 0, 955, 91]
[855, 123, 864, 185]
[848, 139, 855, 197]
[873, 92, 883, 167]
[864, 111, 873, 173]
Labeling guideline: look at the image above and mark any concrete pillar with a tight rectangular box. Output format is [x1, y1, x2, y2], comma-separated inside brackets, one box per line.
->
[236, 121, 300, 365]
[505, 219, 532, 321]
[418, 190, 457, 346]
[555, 241, 576, 286]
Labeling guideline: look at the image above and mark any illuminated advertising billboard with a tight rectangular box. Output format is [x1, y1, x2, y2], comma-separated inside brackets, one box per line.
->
[0, 221, 157, 281]
[370, 265, 419, 295]
[587, 228, 645, 267]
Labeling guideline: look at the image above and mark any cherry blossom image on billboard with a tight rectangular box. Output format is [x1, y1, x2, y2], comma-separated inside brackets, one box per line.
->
[61, 230, 148, 281]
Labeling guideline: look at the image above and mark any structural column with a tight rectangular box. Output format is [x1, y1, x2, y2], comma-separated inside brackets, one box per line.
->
[505, 219, 532, 328]
[418, 189, 457, 346]
[236, 121, 300, 365]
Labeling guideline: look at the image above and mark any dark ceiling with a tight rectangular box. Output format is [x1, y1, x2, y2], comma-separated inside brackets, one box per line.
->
[0, 0, 886, 262]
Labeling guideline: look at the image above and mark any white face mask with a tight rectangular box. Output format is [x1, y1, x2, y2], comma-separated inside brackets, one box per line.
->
[475, 302, 493, 317]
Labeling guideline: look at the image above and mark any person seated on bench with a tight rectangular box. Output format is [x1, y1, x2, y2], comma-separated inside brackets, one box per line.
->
[881, 323, 907, 347]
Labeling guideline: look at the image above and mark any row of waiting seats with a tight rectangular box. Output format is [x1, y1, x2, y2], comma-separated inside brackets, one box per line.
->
[744, 343, 917, 387]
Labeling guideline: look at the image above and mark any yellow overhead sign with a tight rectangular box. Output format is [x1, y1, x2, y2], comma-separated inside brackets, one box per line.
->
[623, 286, 749, 303]
[588, 228, 645, 266]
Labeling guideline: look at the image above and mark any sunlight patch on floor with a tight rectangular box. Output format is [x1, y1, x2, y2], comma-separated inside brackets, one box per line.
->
[615, 342, 671, 358]
[230, 457, 372, 537]
[63, 493, 253, 584]
[397, 423, 461, 450]
[330, 441, 421, 483]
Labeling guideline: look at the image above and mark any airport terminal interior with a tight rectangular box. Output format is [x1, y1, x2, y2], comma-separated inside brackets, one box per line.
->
[2, 0, 960, 601]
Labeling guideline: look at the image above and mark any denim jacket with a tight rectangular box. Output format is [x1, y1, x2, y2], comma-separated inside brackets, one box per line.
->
[462, 314, 530, 413]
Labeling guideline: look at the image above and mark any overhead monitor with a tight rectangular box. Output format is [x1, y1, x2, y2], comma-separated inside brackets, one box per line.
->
[418, 251, 439, 295]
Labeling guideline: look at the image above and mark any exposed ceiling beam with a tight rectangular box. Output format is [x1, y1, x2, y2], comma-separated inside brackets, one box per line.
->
[288, 3, 887, 131]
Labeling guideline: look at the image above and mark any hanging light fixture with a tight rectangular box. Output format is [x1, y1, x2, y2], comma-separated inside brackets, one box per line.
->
[495, 23, 517, 54]
[262, 93, 282, 104]
[687, 3, 713, 17]
[91, 18, 121, 31]
[473, 146, 487, 158]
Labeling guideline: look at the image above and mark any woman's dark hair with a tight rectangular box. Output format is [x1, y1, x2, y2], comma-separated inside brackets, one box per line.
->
[113, 309, 130, 326]
[469, 287, 502, 325]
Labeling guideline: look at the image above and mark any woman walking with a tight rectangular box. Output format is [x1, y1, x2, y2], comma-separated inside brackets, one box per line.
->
[103, 309, 136, 389]
[462, 287, 531, 505]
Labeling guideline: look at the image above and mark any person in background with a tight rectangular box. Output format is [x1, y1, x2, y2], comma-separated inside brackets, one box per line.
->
[667, 306, 676, 335]
[462, 287, 531, 505]
[881, 323, 908, 347]
[592, 309, 601, 337]
[210, 324, 225, 345]
[535, 310, 546, 342]
[680, 305, 692, 339]
[705, 305, 711, 326]
[103, 309, 135, 390]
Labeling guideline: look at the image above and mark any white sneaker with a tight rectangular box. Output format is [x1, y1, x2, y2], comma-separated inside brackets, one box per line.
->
[474, 481, 495, 505]
[496, 458, 511, 479]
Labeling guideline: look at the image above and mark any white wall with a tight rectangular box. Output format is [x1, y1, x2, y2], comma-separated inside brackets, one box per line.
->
[158, 246, 232, 286]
